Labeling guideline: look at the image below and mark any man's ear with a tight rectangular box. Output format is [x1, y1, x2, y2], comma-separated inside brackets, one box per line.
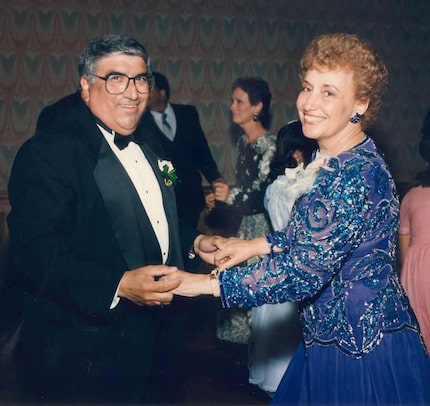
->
[80, 77, 90, 104]
[159, 89, 168, 101]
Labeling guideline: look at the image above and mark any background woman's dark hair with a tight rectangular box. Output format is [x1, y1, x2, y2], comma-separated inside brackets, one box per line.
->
[421, 107, 430, 141]
[412, 137, 430, 187]
[268, 120, 318, 182]
[231, 76, 272, 128]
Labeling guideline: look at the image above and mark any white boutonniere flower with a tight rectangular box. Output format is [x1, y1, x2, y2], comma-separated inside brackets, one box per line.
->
[158, 159, 178, 187]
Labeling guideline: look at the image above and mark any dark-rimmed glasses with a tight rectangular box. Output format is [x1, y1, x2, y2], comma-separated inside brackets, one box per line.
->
[89, 72, 153, 94]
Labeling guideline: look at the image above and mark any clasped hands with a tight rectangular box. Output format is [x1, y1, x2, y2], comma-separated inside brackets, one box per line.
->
[118, 234, 265, 305]
[173, 234, 270, 298]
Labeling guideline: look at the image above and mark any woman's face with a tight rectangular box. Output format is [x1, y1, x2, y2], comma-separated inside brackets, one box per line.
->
[230, 87, 261, 126]
[296, 67, 367, 154]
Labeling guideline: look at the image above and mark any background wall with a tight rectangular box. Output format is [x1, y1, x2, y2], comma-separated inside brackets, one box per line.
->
[1, 0, 430, 195]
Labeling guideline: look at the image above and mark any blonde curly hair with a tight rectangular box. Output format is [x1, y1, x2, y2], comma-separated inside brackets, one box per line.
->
[299, 33, 388, 129]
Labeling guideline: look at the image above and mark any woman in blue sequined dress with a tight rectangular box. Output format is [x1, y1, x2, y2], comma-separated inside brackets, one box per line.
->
[176, 33, 430, 405]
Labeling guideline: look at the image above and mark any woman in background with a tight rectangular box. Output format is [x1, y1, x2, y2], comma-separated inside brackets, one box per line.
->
[210, 76, 276, 384]
[399, 132, 430, 349]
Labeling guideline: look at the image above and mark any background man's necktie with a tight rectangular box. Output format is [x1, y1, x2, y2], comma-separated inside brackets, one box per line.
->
[162, 112, 174, 140]
[162, 112, 172, 130]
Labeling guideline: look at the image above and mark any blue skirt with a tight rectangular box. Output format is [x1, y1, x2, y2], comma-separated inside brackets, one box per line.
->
[272, 329, 430, 405]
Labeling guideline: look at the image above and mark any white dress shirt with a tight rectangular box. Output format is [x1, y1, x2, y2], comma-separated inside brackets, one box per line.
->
[98, 125, 170, 308]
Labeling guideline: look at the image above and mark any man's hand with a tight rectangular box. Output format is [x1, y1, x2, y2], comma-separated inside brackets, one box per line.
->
[118, 265, 183, 306]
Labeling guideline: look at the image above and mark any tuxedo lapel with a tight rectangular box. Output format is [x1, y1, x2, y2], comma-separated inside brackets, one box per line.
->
[141, 142, 184, 268]
[94, 139, 162, 269]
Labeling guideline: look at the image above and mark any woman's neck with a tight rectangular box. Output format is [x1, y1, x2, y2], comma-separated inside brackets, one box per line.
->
[243, 122, 268, 144]
[319, 127, 366, 156]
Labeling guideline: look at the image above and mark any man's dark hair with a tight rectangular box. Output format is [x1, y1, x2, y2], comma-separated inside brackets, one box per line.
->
[152, 71, 170, 100]
[78, 34, 151, 81]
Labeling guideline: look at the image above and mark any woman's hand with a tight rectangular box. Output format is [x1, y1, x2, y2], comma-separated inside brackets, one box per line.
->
[214, 236, 271, 270]
[213, 180, 230, 202]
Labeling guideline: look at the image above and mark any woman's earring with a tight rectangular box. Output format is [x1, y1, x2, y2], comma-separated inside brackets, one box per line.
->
[350, 112, 363, 124]
[253, 112, 259, 121]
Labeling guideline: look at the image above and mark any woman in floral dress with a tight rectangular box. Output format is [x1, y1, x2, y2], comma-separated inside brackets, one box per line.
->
[211, 76, 276, 382]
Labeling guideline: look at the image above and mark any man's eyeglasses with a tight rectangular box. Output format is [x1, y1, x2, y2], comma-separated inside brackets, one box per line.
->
[89, 72, 154, 95]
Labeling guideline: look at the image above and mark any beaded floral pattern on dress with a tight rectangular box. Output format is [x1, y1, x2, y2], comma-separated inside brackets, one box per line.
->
[217, 132, 276, 344]
[219, 137, 421, 359]
[227, 131, 277, 211]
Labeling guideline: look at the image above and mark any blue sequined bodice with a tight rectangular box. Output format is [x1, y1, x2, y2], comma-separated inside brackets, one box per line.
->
[219, 137, 421, 359]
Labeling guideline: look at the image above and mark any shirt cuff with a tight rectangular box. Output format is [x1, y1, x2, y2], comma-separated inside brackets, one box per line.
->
[110, 284, 121, 309]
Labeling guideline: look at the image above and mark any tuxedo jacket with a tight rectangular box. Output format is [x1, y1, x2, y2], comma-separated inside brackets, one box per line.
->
[7, 93, 199, 401]
[140, 104, 222, 227]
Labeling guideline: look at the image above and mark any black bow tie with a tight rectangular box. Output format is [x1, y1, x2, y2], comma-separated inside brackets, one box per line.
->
[114, 133, 136, 150]
[96, 119, 136, 150]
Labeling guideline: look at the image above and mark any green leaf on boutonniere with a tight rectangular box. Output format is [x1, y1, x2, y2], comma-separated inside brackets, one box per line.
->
[158, 159, 178, 186]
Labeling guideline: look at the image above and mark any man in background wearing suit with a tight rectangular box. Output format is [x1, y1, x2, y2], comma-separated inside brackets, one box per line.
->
[7, 35, 219, 405]
[139, 74, 226, 385]
[140, 71, 225, 230]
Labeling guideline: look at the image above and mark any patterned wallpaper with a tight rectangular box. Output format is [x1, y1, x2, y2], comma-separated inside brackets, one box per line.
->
[1, 0, 430, 193]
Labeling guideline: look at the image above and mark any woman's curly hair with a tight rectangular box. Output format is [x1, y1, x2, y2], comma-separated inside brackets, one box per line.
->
[299, 33, 388, 129]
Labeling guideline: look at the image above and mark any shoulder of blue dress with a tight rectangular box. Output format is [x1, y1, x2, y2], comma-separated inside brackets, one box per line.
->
[336, 136, 381, 164]
[354, 135, 382, 157]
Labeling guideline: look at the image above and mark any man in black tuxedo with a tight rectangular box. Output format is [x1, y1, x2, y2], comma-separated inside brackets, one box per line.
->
[140, 72, 225, 229]
[7, 35, 219, 405]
